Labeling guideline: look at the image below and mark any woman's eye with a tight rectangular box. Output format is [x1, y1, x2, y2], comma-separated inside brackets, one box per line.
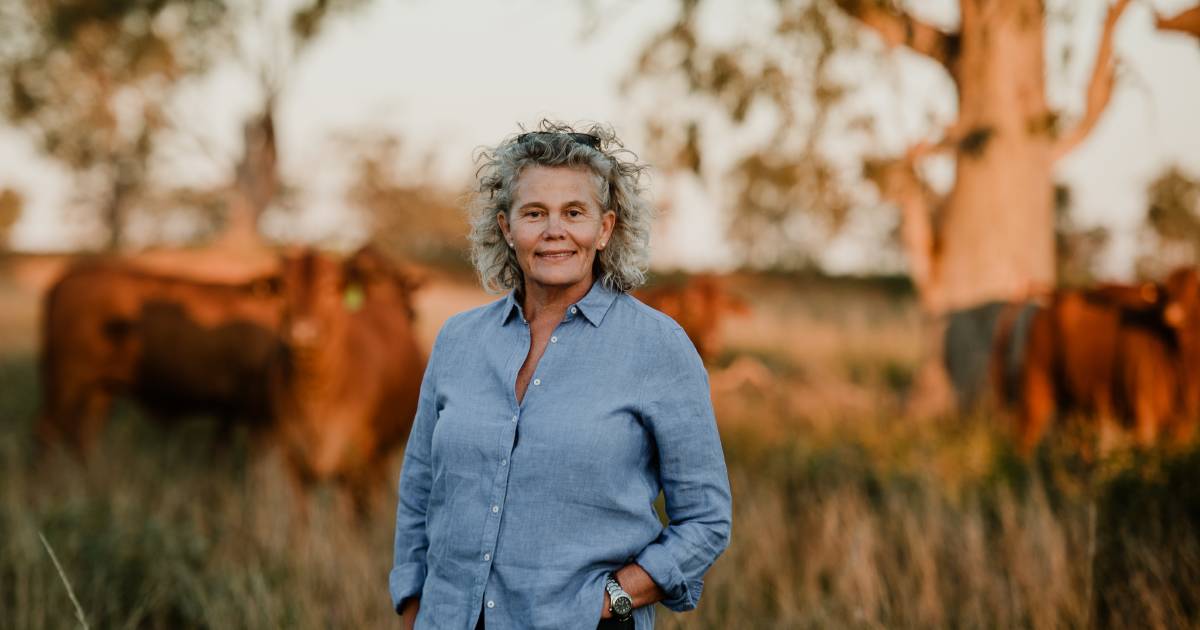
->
[568, 209, 583, 218]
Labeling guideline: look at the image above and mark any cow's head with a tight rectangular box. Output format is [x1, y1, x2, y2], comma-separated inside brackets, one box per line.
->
[276, 246, 422, 351]
[277, 248, 350, 351]
[344, 244, 424, 320]
[1164, 267, 1200, 332]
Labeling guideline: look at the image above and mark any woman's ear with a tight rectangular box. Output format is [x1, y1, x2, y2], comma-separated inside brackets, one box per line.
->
[497, 211, 512, 247]
[600, 210, 616, 247]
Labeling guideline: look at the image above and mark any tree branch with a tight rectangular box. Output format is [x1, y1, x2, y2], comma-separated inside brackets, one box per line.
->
[864, 145, 944, 312]
[1156, 4, 1200, 39]
[836, 0, 959, 75]
[1053, 0, 1132, 162]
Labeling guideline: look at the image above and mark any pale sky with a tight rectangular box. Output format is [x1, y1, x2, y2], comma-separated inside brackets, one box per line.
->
[2, 0, 1199, 277]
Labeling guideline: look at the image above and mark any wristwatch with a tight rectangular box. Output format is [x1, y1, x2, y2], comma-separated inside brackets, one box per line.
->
[605, 573, 633, 621]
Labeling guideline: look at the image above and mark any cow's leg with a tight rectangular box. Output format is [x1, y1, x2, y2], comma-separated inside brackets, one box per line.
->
[73, 387, 114, 454]
[1020, 364, 1055, 454]
[1132, 378, 1168, 448]
[1015, 309, 1057, 454]
[36, 380, 113, 457]
[347, 457, 389, 517]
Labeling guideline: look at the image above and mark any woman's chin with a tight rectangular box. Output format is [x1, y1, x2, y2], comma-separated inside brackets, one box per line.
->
[527, 269, 590, 291]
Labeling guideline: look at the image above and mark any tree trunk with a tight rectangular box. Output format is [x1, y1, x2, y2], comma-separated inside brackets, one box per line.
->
[214, 104, 277, 250]
[104, 162, 136, 252]
[933, 0, 1054, 313]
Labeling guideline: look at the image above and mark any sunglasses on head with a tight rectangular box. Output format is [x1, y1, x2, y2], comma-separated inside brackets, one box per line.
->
[515, 131, 602, 150]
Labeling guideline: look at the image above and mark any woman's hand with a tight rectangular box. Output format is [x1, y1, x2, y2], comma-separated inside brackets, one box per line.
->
[599, 563, 666, 619]
[400, 597, 420, 629]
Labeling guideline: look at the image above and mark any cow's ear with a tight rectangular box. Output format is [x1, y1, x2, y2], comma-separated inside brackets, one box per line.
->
[398, 266, 428, 294]
[252, 274, 283, 297]
[344, 245, 390, 285]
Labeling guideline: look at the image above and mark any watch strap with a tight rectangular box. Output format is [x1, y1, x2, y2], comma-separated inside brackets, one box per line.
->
[605, 574, 633, 620]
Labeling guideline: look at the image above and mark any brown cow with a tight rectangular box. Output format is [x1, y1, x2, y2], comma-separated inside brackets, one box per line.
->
[998, 280, 1193, 452]
[634, 274, 749, 363]
[1163, 267, 1200, 434]
[37, 258, 283, 452]
[268, 246, 424, 506]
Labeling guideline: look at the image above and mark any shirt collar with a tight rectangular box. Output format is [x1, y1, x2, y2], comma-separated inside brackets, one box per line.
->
[573, 280, 620, 327]
[500, 280, 620, 328]
[501, 291, 525, 325]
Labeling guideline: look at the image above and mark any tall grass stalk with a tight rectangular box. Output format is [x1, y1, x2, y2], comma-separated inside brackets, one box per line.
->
[37, 531, 89, 629]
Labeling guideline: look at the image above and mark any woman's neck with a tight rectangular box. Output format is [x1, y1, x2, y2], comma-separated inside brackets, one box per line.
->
[521, 278, 595, 324]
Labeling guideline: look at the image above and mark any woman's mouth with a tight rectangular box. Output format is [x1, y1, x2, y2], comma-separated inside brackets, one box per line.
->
[536, 251, 575, 261]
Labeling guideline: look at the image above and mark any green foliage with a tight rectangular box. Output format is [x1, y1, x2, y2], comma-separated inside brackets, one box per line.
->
[0, 0, 375, 251]
[626, 0, 869, 270]
[0, 0, 230, 250]
[1054, 182, 1109, 287]
[1139, 166, 1200, 279]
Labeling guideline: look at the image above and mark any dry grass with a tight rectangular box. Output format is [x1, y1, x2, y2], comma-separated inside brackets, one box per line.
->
[2, 273, 1199, 628]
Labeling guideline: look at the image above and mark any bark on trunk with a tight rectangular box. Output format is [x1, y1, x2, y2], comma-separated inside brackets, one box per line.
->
[935, 0, 1054, 313]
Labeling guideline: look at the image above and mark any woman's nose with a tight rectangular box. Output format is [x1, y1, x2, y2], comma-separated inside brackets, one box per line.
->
[543, 213, 566, 237]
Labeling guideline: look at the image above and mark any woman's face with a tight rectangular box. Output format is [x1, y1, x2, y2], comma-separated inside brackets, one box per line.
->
[498, 166, 616, 296]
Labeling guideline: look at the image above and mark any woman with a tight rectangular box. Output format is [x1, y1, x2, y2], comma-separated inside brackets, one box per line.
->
[389, 121, 732, 629]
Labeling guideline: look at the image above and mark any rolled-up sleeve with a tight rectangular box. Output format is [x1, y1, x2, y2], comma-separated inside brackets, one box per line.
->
[389, 326, 447, 613]
[634, 326, 733, 612]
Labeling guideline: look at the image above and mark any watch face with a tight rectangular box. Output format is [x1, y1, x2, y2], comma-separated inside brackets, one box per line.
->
[613, 595, 633, 616]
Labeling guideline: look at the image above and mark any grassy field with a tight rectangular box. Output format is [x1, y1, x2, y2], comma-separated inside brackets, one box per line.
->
[3, 273, 1199, 628]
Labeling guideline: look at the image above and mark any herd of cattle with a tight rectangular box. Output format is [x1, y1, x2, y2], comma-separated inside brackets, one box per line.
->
[945, 267, 1200, 452]
[32, 250, 1198, 495]
[35, 246, 424, 504]
[32, 249, 746, 503]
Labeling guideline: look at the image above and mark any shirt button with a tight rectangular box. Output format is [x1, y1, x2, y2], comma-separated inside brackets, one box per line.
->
[570, 307, 577, 314]
[500, 458, 507, 466]
[550, 336, 557, 343]
[492, 505, 500, 513]
[487, 600, 496, 609]
[533, 378, 541, 386]
[483, 553, 490, 561]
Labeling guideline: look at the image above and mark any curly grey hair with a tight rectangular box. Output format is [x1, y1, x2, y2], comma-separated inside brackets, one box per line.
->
[467, 120, 654, 294]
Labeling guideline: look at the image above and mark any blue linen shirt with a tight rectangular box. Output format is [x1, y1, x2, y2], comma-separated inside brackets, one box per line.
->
[389, 279, 733, 629]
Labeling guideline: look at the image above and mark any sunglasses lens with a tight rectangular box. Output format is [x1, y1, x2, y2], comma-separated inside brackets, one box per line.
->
[572, 133, 601, 149]
[516, 132, 600, 149]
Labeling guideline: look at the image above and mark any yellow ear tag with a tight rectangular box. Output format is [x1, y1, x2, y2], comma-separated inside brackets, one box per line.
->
[343, 283, 365, 312]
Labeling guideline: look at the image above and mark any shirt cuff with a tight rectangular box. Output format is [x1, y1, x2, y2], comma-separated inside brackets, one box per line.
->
[635, 542, 702, 612]
[389, 562, 426, 614]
